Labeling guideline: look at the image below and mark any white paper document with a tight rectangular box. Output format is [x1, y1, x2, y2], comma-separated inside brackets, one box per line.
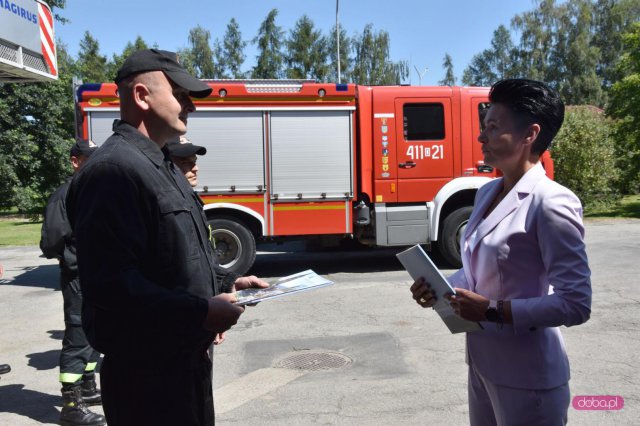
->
[396, 245, 482, 334]
[234, 269, 333, 306]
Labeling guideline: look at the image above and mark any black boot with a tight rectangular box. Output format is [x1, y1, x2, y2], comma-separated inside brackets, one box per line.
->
[60, 384, 106, 426]
[80, 372, 102, 406]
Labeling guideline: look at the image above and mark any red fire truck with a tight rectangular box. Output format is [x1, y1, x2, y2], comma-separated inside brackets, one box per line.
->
[74, 80, 553, 274]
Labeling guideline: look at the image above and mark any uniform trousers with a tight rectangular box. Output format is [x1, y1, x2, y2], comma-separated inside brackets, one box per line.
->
[60, 275, 100, 380]
[468, 363, 570, 426]
[101, 354, 214, 426]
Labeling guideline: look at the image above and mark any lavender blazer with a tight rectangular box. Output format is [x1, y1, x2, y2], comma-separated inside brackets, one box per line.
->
[448, 162, 591, 389]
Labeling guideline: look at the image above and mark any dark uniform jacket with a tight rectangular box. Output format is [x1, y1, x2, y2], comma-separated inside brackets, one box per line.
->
[40, 178, 77, 277]
[67, 120, 231, 369]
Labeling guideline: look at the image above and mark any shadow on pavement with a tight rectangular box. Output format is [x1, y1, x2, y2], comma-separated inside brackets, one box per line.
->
[250, 242, 451, 277]
[0, 264, 59, 290]
[0, 384, 60, 424]
[27, 350, 59, 371]
[47, 330, 64, 340]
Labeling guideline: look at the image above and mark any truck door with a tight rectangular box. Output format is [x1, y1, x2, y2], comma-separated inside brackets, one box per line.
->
[394, 98, 453, 202]
[470, 98, 497, 177]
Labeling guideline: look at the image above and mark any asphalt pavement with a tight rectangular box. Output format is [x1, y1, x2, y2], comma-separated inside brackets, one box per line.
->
[0, 218, 638, 425]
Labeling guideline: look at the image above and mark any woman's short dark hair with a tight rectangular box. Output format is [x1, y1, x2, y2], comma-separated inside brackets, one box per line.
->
[489, 79, 564, 155]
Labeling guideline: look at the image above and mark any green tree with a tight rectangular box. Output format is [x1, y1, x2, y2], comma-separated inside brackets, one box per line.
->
[184, 25, 219, 79]
[0, 43, 76, 214]
[107, 36, 149, 81]
[511, 0, 559, 82]
[328, 25, 351, 82]
[593, 0, 640, 90]
[552, 106, 620, 208]
[285, 15, 330, 81]
[76, 31, 108, 83]
[219, 18, 247, 78]
[555, 0, 603, 105]
[462, 25, 516, 86]
[608, 22, 640, 193]
[252, 9, 285, 79]
[439, 53, 456, 86]
[350, 24, 408, 85]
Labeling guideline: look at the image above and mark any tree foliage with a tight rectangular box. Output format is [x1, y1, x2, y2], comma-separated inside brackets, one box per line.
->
[185, 25, 219, 79]
[462, 25, 517, 86]
[107, 36, 149, 81]
[285, 15, 330, 81]
[552, 106, 620, 208]
[439, 53, 456, 86]
[252, 9, 285, 79]
[0, 43, 76, 214]
[607, 22, 640, 193]
[219, 18, 247, 79]
[328, 25, 351, 83]
[76, 31, 108, 83]
[351, 24, 408, 85]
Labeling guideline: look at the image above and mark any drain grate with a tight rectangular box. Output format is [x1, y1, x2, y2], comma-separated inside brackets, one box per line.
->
[274, 351, 352, 371]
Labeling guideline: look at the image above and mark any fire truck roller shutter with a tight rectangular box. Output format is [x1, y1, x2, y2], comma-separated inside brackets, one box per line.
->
[208, 216, 256, 275]
[87, 110, 120, 146]
[270, 110, 353, 200]
[437, 206, 473, 268]
[186, 111, 265, 193]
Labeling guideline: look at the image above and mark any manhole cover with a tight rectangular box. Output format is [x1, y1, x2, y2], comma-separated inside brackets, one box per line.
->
[274, 351, 352, 371]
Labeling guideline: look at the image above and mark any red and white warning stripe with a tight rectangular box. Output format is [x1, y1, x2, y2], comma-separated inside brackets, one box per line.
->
[38, 2, 57, 77]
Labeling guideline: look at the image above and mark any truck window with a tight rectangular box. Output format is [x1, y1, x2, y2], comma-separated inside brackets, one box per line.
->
[478, 102, 491, 131]
[403, 103, 445, 140]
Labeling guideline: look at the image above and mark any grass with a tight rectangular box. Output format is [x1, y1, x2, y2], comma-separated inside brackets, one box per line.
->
[0, 218, 43, 246]
[0, 195, 637, 247]
[584, 194, 640, 218]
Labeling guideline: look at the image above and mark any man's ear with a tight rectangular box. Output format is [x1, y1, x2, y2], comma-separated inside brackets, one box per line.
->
[522, 123, 541, 148]
[70, 155, 80, 171]
[132, 82, 151, 111]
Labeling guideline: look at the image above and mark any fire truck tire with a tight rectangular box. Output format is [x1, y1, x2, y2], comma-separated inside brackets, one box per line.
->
[209, 217, 256, 275]
[438, 206, 473, 268]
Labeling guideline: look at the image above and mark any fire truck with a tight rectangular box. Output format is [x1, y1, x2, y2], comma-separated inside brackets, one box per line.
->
[0, 0, 57, 82]
[74, 80, 553, 274]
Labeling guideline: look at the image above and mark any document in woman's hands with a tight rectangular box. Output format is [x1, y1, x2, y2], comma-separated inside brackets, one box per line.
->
[397, 245, 482, 334]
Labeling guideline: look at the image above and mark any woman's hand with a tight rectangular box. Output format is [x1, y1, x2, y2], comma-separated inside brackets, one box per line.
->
[448, 288, 490, 321]
[410, 277, 438, 308]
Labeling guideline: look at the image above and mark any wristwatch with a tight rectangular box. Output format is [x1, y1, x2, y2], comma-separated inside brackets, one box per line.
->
[485, 299, 499, 322]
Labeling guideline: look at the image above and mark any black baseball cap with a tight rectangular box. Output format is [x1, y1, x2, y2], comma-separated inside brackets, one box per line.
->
[114, 49, 212, 98]
[166, 137, 207, 157]
[70, 139, 98, 157]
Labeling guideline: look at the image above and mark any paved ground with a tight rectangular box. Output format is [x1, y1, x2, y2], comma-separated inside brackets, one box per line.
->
[0, 218, 638, 425]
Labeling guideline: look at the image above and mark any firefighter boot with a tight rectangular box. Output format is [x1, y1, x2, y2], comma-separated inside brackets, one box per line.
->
[80, 372, 101, 406]
[60, 384, 106, 426]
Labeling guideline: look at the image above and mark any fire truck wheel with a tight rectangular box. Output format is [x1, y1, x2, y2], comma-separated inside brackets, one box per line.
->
[209, 218, 256, 275]
[438, 206, 473, 268]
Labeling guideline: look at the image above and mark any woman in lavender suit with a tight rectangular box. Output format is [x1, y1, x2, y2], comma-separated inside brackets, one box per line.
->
[411, 79, 591, 426]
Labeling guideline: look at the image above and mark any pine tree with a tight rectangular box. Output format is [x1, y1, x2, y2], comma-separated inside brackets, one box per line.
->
[285, 15, 330, 81]
[219, 18, 247, 79]
[76, 31, 108, 83]
[252, 9, 285, 79]
[439, 53, 456, 86]
[351, 24, 408, 85]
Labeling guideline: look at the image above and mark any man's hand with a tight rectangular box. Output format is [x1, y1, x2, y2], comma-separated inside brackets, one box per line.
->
[410, 277, 438, 308]
[448, 288, 490, 321]
[213, 332, 225, 345]
[233, 275, 270, 291]
[202, 293, 245, 333]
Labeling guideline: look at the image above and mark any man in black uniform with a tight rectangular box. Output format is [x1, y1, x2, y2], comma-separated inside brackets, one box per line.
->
[67, 49, 267, 426]
[40, 139, 106, 426]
